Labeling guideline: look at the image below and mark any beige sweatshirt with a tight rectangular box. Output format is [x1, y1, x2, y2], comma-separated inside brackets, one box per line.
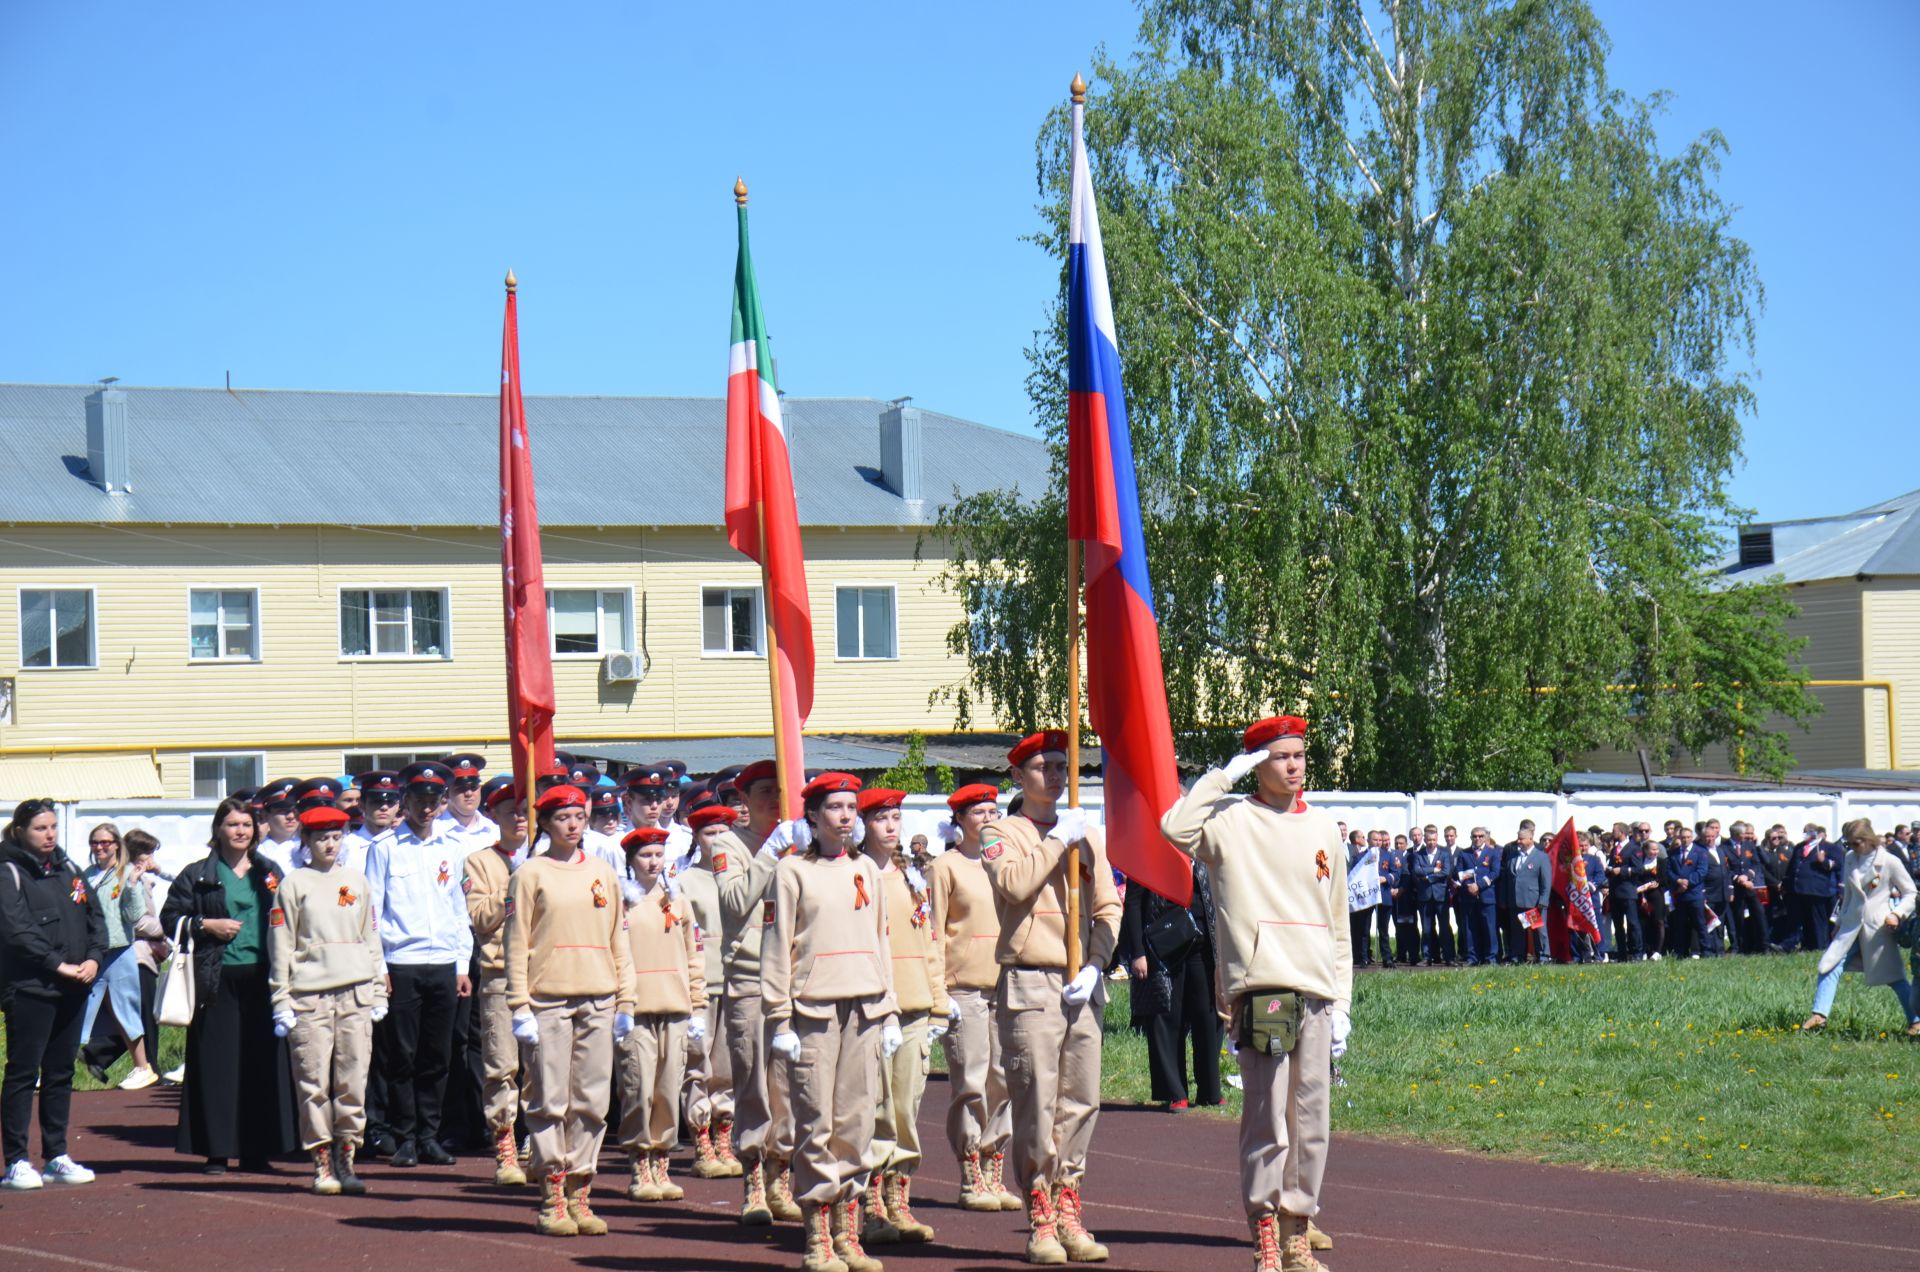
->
[980, 815, 1121, 973]
[505, 851, 637, 1013]
[676, 861, 726, 990]
[930, 849, 1001, 991]
[880, 861, 947, 1017]
[761, 851, 898, 1027]
[624, 877, 706, 1016]
[268, 864, 387, 1014]
[718, 821, 779, 996]
[1160, 769, 1352, 1015]
[463, 843, 517, 976]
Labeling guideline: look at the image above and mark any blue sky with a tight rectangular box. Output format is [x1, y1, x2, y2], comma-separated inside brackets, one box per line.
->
[2, 1, 1913, 523]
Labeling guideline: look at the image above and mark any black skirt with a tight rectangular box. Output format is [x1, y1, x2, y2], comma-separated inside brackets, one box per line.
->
[176, 961, 295, 1161]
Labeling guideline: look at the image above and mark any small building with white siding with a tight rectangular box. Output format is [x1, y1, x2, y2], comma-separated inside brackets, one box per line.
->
[0, 382, 1045, 798]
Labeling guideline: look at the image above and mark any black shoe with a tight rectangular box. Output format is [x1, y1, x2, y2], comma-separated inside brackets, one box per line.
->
[238, 1157, 274, 1174]
[85, 1059, 110, 1086]
[366, 1132, 397, 1159]
[389, 1141, 418, 1169]
[418, 1140, 455, 1167]
[331, 1144, 367, 1196]
[203, 1159, 229, 1176]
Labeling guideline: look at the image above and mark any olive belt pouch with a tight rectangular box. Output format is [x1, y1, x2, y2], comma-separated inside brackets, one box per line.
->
[1235, 989, 1303, 1057]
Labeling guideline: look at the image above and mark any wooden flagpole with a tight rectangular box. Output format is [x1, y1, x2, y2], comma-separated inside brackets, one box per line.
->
[1065, 535, 1083, 974]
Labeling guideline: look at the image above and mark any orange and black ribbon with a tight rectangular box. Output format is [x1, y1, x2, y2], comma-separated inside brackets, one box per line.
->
[1315, 849, 1330, 881]
[853, 875, 870, 910]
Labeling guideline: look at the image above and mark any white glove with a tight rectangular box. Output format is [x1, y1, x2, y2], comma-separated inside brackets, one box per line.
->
[512, 1008, 540, 1046]
[937, 820, 962, 845]
[1330, 1008, 1351, 1060]
[850, 817, 866, 846]
[1049, 807, 1089, 846]
[761, 818, 812, 859]
[948, 1000, 962, 1027]
[614, 1012, 634, 1044]
[1226, 1034, 1239, 1059]
[1061, 963, 1100, 1006]
[371, 1004, 389, 1023]
[272, 1009, 295, 1038]
[881, 1019, 904, 1058]
[928, 1018, 949, 1043]
[687, 1015, 707, 1045]
[770, 1029, 801, 1061]
[1222, 749, 1267, 782]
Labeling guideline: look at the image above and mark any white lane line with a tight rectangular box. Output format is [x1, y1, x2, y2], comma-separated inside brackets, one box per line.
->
[183, 1188, 553, 1256]
[0, 1242, 151, 1272]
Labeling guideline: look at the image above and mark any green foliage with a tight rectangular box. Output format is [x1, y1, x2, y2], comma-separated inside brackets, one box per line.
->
[873, 731, 932, 794]
[934, 0, 1816, 786]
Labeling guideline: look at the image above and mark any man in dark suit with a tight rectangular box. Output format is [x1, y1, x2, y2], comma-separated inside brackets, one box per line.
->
[1697, 820, 1731, 957]
[1759, 823, 1795, 950]
[1786, 824, 1841, 954]
[1511, 832, 1554, 963]
[1459, 828, 1500, 966]
[1388, 833, 1420, 966]
[1605, 833, 1644, 960]
[1666, 825, 1709, 958]
[1497, 821, 1537, 965]
[1409, 831, 1453, 965]
[1374, 834, 1400, 967]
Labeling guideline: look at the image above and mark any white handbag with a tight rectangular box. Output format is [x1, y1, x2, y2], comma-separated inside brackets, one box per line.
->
[155, 917, 196, 1027]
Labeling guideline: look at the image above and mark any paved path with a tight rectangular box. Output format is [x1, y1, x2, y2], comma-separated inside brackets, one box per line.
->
[1, 1079, 1914, 1270]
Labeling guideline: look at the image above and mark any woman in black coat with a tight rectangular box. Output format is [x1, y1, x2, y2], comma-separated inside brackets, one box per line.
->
[0, 798, 108, 1189]
[158, 797, 295, 1173]
[1120, 856, 1220, 1110]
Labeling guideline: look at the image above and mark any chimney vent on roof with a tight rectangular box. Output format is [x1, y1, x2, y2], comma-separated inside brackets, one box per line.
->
[880, 397, 923, 514]
[85, 387, 131, 494]
[1737, 527, 1773, 568]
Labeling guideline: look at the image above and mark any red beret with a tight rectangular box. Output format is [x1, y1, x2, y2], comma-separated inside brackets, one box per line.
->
[735, 759, 778, 792]
[298, 806, 351, 832]
[1007, 730, 1069, 767]
[534, 784, 587, 813]
[801, 772, 862, 802]
[1242, 716, 1309, 751]
[947, 783, 1000, 814]
[857, 788, 906, 815]
[622, 827, 671, 850]
[687, 803, 737, 831]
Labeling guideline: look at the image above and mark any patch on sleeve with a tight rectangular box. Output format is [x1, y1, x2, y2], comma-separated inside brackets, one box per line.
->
[504, 894, 516, 918]
[983, 838, 1005, 862]
[762, 899, 776, 925]
[713, 852, 727, 874]
[269, 906, 286, 927]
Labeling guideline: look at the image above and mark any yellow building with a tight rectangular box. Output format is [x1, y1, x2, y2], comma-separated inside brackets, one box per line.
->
[0, 383, 1044, 797]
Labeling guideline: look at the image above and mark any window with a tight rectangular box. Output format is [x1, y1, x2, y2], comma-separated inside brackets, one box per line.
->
[701, 587, 763, 656]
[340, 588, 449, 658]
[190, 589, 259, 660]
[19, 589, 95, 668]
[548, 588, 633, 656]
[192, 753, 263, 799]
[344, 751, 445, 776]
[836, 586, 897, 659]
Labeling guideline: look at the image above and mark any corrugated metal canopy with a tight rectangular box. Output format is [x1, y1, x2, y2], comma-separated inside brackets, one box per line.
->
[565, 733, 1039, 777]
[1717, 487, 1920, 586]
[0, 753, 165, 801]
[0, 383, 1049, 529]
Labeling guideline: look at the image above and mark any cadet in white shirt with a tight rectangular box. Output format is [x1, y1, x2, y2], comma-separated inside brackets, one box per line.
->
[341, 770, 404, 877]
[436, 753, 498, 855]
[585, 787, 627, 870]
[365, 761, 474, 1169]
[256, 778, 304, 874]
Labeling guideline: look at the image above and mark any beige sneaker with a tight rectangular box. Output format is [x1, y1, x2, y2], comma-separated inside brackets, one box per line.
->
[118, 1066, 159, 1091]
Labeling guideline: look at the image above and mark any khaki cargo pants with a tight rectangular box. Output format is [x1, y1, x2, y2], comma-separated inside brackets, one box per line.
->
[288, 981, 377, 1151]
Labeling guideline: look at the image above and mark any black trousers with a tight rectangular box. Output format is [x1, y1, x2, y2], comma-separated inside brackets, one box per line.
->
[1669, 898, 1707, 957]
[178, 962, 295, 1162]
[1497, 905, 1520, 964]
[1464, 902, 1497, 965]
[1145, 953, 1221, 1106]
[1793, 896, 1833, 954]
[379, 963, 459, 1147]
[1419, 900, 1453, 963]
[1373, 902, 1396, 965]
[1393, 908, 1419, 966]
[439, 953, 486, 1150]
[83, 964, 160, 1072]
[2, 989, 88, 1165]
[1608, 897, 1644, 958]
[1349, 907, 1377, 965]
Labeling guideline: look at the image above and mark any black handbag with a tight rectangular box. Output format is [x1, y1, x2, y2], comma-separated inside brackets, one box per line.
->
[1143, 903, 1200, 966]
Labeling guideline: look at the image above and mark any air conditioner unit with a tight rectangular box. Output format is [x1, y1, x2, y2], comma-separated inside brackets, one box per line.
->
[603, 651, 646, 683]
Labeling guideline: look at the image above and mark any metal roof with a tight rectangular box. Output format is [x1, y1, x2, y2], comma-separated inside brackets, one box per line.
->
[1717, 487, 1920, 586]
[0, 753, 164, 800]
[0, 383, 1049, 529]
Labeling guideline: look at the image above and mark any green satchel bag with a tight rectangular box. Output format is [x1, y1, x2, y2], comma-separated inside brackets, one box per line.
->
[1235, 990, 1303, 1057]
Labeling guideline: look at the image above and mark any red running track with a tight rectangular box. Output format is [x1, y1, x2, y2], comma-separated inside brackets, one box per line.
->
[0, 1078, 1913, 1271]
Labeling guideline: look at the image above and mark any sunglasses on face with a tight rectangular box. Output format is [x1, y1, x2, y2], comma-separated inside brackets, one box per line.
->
[90, 837, 118, 848]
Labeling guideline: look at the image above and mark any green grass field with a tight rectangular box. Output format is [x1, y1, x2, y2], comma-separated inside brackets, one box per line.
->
[1091, 952, 1920, 1199]
[8, 952, 1915, 1197]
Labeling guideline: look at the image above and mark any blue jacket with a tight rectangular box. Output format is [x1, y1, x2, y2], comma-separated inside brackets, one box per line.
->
[1456, 846, 1498, 904]
[1786, 839, 1840, 898]
[1605, 845, 1641, 901]
[1667, 844, 1709, 901]
[1409, 846, 1451, 905]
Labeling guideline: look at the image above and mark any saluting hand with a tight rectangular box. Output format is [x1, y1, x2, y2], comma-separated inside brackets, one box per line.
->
[1221, 749, 1267, 783]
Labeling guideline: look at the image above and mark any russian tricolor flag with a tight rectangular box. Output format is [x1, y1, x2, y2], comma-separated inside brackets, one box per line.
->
[1067, 85, 1191, 907]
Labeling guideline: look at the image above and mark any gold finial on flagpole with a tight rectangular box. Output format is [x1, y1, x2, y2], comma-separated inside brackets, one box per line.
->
[505, 268, 517, 293]
[734, 177, 749, 206]
[1070, 72, 1087, 105]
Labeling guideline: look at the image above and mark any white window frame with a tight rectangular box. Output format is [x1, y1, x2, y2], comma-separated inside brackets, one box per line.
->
[187, 586, 262, 662]
[342, 750, 445, 776]
[190, 752, 266, 799]
[834, 583, 900, 661]
[337, 585, 453, 660]
[699, 584, 765, 658]
[546, 586, 636, 659]
[16, 586, 97, 670]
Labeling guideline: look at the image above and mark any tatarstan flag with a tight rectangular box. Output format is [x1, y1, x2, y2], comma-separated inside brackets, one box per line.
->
[725, 183, 812, 814]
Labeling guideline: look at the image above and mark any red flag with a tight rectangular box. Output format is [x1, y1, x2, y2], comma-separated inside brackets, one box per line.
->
[1545, 816, 1603, 959]
[725, 187, 812, 814]
[499, 272, 556, 786]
